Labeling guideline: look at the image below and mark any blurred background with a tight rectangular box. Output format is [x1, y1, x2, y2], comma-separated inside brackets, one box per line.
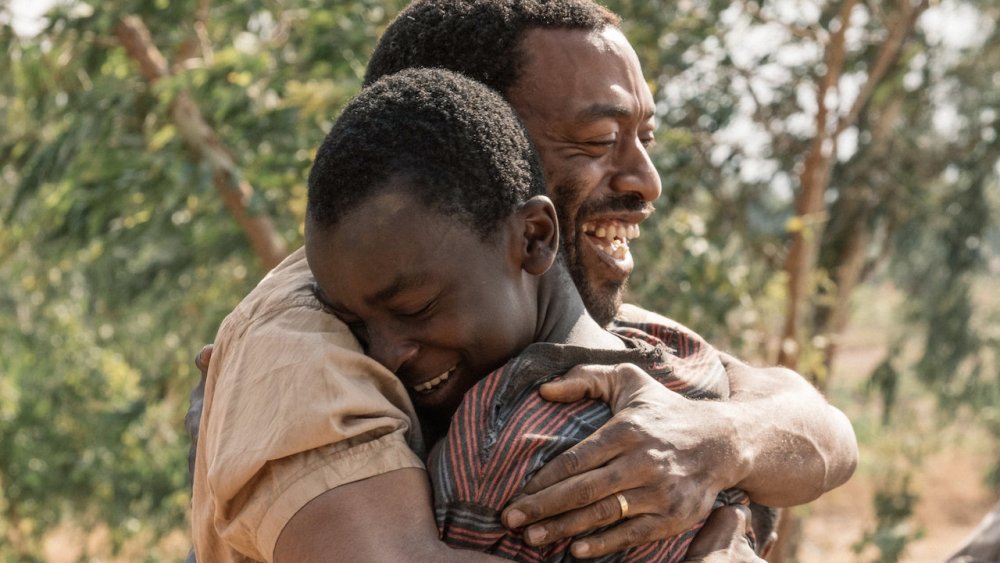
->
[1, 0, 997, 561]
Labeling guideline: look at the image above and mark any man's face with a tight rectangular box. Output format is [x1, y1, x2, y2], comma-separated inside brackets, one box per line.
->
[506, 27, 661, 326]
[307, 184, 536, 420]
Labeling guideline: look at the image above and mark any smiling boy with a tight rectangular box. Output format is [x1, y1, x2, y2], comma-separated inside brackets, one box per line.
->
[190, 1, 856, 560]
[303, 67, 754, 562]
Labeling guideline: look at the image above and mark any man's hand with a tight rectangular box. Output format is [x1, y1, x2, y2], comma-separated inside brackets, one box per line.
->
[499, 353, 857, 559]
[500, 363, 749, 559]
[683, 505, 764, 563]
[186, 344, 213, 478]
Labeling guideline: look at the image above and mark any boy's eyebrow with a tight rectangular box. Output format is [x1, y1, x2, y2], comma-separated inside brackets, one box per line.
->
[369, 272, 429, 305]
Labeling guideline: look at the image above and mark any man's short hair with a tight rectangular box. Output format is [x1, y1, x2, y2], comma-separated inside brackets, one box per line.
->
[364, 0, 620, 94]
[307, 68, 545, 240]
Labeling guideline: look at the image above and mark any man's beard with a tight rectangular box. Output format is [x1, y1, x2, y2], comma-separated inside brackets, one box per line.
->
[553, 182, 648, 327]
[567, 255, 624, 327]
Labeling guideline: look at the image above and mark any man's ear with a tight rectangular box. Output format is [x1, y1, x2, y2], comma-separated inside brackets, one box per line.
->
[516, 195, 559, 276]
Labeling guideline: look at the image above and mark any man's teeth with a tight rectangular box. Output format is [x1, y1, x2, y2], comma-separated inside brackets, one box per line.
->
[582, 222, 640, 259]
[413, 369, 452, 393]
[583, 222, 640, 242]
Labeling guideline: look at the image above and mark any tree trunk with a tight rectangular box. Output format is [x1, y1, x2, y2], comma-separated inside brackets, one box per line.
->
[778, 0, 929, 380]
[778, 0, 856, 375]
[774, 2, 929, 561]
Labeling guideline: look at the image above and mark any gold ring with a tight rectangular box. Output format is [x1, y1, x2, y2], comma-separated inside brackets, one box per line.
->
[615, 493, 629, 519]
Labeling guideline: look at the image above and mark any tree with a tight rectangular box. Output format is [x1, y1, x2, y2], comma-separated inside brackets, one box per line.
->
[613, 0, 999, 560]
[0, 0, 403, 556]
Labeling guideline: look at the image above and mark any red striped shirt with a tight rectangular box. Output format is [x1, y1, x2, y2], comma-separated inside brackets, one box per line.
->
[428, 321, 748, 561]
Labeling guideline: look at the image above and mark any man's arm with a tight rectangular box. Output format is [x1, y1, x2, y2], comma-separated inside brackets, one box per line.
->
[273, 468, 505, 562]
[717, 352, 858, 505]
[499, 359, 857, 557]
[185, 345, 211, 480]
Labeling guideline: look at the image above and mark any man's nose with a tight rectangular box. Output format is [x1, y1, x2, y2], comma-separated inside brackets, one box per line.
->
[367, 329, 418, 374]
[611, 137, 662, 203]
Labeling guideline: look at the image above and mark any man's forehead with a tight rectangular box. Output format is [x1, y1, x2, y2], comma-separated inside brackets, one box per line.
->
[509, 26, 653, 119]
[517, 26, 632, 64]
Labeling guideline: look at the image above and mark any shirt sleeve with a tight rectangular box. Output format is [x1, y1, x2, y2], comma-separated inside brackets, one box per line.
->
[192, 250, 424, 562]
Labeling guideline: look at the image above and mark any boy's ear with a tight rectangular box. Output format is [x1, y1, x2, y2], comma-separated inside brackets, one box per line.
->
[516, 195, 559, 276]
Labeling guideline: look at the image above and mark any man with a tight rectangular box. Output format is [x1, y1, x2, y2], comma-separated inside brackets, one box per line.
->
[304, 66, 748, 561]
[190, 1, 857, 561]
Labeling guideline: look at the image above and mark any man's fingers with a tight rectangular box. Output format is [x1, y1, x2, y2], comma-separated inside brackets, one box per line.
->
[519, 422, 629, 495]
[194, 344, 214, 374]
[684, 505, 753, 559]
[504, 459, 631, 528]
[567, 515, 660, 559]
[538, 364, 620, 404]
[517, 492, 629, 547]
[540, 362, 662, 413]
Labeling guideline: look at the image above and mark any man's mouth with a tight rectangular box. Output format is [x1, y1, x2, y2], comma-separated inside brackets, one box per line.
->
[411, 367, 455, 394]
[581, 220, 641, 261]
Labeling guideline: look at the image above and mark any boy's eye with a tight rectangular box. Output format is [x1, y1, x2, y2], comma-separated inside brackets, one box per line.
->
[398, 299, 436, 319]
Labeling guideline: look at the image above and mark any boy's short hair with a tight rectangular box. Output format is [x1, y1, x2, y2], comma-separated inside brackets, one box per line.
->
[364, 0, 620, 95]
[307, 68, 545, 240]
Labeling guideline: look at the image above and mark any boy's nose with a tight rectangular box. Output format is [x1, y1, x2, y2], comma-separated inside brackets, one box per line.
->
[368, 330, 419, 375]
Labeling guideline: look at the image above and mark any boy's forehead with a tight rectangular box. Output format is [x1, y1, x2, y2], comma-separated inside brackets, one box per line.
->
[329, 189, 477, 276]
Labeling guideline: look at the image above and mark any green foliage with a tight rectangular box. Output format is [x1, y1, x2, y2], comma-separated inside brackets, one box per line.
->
[852, 474, 924, 563]
[0, 0, 402, 556]
[1, 0, 998, 558]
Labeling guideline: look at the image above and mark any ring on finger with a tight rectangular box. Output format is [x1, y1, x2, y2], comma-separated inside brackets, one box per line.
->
[615, 492, 630, 519]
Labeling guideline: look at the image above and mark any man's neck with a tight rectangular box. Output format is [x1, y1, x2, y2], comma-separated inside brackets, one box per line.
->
[533, 264, 625, 351]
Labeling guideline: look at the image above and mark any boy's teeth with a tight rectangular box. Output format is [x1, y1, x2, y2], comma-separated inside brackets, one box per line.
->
[414, 369, 451, 393]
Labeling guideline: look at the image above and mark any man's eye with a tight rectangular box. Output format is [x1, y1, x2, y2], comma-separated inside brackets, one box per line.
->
[640, 136, 656, 148]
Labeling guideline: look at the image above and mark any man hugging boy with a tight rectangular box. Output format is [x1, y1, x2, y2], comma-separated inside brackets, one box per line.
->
[304, 67, 757, 562]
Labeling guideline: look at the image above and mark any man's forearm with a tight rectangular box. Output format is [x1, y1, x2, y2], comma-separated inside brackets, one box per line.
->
[722, 355, 858, 506]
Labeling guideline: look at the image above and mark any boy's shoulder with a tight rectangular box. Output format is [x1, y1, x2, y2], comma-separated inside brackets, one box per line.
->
[615, 303, 694, 332]
[613, 303, 710, 357]
[613, 303, 729, 398]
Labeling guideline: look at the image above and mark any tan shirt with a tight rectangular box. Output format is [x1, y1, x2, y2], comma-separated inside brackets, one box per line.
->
[191, 247, 425, 562]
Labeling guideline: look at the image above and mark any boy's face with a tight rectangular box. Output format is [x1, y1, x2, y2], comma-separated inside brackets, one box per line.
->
[506, 26, 660, 325]
[308, 184, 537, 416]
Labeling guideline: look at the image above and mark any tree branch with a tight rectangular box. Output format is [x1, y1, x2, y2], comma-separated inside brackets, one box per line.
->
[834, 0, 930, 136]
[115, 15, 288, 270]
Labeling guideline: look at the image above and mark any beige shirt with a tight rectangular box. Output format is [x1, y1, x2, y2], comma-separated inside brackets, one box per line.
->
[191, 247, 425, 562]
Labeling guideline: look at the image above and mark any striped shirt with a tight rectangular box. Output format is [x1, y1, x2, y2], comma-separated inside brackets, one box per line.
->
[428, 322, 747, 562]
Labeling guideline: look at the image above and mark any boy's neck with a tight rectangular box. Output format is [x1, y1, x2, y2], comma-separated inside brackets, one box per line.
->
[533, 262, 625, 351]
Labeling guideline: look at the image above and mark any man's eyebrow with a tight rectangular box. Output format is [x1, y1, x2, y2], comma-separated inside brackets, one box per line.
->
[574, 103, 655, 124]
[368, 272, 428, 305]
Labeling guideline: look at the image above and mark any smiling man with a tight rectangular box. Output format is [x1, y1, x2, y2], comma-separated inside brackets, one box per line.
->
[303, 66, 751, 562]
[190, 1, 858, 562]
[506, 26, 659, 327]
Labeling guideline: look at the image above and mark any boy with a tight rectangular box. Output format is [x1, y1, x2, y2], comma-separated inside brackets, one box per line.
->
[304, 67, 756, 561]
